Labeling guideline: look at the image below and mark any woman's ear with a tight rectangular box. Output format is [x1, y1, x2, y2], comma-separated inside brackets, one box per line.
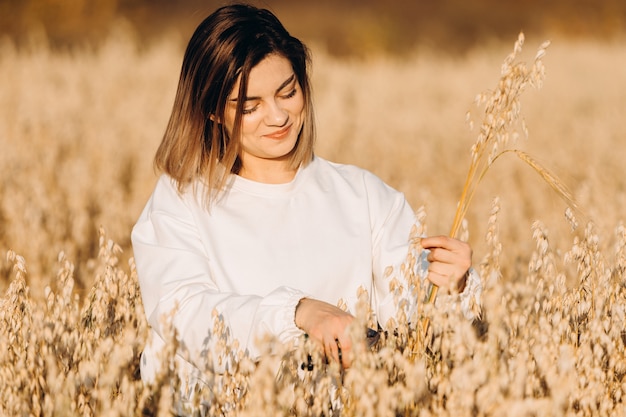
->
[209, 114, 221, 123]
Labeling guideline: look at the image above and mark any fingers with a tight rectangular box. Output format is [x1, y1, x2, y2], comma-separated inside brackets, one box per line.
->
[421, 235, 472, 256]
[295, 298, 355, 368]
[321, 333, 353, 368]
[421, 235, 472, 293]
[426, 246, 459, 265]
[324, 338, 341, 365]
[427, 269, 467, 293]
[335, 335, 352, 368]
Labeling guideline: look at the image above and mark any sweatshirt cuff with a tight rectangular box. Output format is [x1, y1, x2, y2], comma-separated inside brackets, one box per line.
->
[271, 288, 308, 344]
[435, 267, 482, 320]
[459, 267, 482, 320]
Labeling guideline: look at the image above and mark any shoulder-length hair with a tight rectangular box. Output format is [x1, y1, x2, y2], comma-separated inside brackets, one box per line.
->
[154, 4, 315, 203]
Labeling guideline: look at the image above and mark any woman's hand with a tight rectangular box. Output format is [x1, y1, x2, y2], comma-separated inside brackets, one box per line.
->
[421, 235, 472, 293]
[294, 298, 355, 368]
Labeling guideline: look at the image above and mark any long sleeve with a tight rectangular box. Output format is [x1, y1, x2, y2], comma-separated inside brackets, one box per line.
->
[131, 177, 306, 375]
[361, 170, 482, 325]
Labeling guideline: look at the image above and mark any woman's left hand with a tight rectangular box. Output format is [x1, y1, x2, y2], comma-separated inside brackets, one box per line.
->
[420, 235, 472, 293]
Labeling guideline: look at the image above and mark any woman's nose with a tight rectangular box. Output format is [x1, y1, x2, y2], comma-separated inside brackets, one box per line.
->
[265, 100, 288, 126]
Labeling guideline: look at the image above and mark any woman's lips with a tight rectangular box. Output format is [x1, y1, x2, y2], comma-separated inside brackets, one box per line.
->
[264, 125, 291, 140]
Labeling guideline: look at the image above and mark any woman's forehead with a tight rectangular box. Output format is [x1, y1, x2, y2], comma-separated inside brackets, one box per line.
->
[229, 54, 295, 100]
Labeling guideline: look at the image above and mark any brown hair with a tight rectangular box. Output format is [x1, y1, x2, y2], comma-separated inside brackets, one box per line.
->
[154, 4, 315, 203]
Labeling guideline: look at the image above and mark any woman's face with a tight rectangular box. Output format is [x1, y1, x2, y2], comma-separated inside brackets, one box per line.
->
[223, 54, 305, 176]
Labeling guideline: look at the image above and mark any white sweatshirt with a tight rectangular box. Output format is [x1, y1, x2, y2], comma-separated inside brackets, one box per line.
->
[131, 156, 480, 383]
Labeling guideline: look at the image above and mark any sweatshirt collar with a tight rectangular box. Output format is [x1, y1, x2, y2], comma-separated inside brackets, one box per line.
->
[230, 156, 317, 197]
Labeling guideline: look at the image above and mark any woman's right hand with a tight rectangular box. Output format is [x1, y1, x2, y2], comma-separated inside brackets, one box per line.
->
[294, 298, 355, 368]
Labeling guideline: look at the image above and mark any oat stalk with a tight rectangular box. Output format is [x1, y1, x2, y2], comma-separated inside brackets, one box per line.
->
[427, 33, 558, 304]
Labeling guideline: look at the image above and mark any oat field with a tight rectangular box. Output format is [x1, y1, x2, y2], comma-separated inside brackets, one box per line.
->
[1, 28, 626, 416]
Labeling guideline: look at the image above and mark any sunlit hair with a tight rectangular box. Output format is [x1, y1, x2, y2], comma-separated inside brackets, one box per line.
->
[154, 4, 315, 203]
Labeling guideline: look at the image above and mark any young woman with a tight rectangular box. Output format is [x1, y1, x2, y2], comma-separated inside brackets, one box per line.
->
[132, 3, 480, 390]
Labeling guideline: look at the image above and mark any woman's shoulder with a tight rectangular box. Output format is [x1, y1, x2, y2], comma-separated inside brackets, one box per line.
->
[312, 156, 371, 179]
[312, 157, 413, 228]
[151, 174, 185, 200]
[312, 156, 399, 194]
[146, 174, 206, 212]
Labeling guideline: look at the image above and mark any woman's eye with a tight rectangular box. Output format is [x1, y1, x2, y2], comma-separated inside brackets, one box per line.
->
[242, 105, 257, 115]
[282, 88, 297, 99]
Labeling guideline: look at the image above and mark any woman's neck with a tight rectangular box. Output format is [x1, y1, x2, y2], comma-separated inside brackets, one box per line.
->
[238, 161, 297, 184]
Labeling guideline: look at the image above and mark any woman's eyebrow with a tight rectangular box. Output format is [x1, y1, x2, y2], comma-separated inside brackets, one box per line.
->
[230, 74, 296, 102]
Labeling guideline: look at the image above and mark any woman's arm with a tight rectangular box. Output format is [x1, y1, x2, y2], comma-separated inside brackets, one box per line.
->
[365, 172, 482, 326]
[132, 179, 307, 373]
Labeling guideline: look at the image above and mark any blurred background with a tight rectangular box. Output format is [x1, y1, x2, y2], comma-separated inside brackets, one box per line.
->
[1, 0, 625, 55]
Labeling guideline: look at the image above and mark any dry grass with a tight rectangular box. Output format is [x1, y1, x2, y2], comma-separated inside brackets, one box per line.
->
[1, 29, 626, 415]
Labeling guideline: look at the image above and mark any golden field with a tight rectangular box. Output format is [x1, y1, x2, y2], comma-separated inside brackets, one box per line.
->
[1, 27, 626, 415]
